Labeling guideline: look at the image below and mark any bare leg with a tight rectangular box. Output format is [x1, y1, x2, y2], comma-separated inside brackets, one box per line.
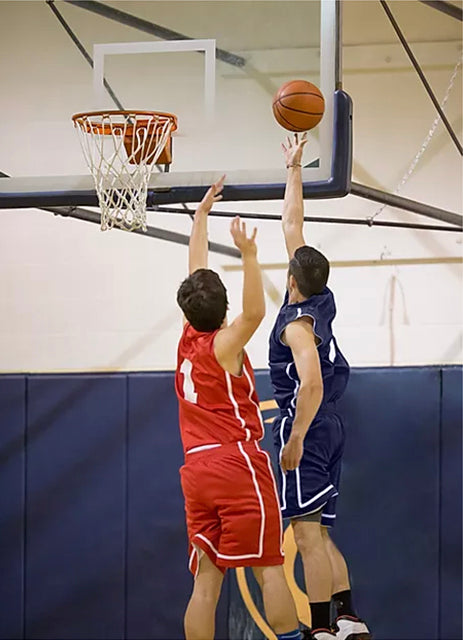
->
[321, 527, 350, 594]
[292, 519, 332, 602]
[184, 551, 224, 640]
[253, 565, 300, 635]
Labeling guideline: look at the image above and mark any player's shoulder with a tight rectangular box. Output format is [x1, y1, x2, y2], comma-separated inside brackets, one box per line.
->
[283, 315, 316, 343]
[179, 322, 219, 355]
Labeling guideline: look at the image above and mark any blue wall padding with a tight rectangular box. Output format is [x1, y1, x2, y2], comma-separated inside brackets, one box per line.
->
[0, 376, 25, 640]
[126, 374, 188, 639]
[335, 368, 441, 640]
[25, 376, 127, 639]
[236, 368, 449, 640]
[0, 367, 461, 640]
[440, 367, 462, 640]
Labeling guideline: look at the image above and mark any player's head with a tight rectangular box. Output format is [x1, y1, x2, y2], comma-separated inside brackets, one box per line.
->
[288, 246, 329, 299]
[177, 269, 228, 332]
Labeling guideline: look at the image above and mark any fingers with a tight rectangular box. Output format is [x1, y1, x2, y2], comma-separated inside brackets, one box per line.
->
[295, 132, 307, 147]
[230, 215, 239, 234]
[280, 444, 301, 473]
[239, 219, 257, 240]
[204, 185, 215, 199]
[229, 217, 257, 246]
[230, 215, 244, 238]
[281, 455, 296, 473]
[283, 459, 296, 472]
[281, 448, 289, 474]
[214, 174, 226, 194]
[230, 216, 244, 234]
[199, 175, 226, 212]
[204, 175, 225, 202]
[230, 216, 242, 248]
[283, 132, 308, 155]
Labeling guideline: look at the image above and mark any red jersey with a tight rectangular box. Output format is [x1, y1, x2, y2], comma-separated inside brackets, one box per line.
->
[175, 323, 264, 454]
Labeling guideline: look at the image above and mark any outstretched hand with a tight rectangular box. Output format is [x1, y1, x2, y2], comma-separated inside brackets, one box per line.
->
[281, 132, 307, 168]
[197, 175, 225, 214]
[230, 216, 257, 258]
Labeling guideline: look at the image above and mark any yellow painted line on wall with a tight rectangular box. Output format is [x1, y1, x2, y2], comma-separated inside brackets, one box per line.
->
[223, 256, 463, 272]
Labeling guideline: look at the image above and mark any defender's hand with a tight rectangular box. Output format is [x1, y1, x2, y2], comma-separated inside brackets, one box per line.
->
[280, 434, 304, 473]
[197, 175, 225, 215]
[230, 216, 257, 258]
[281, 132, 307, 168]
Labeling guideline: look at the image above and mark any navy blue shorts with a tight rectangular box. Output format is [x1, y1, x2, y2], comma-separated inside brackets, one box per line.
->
[272, 410, 345, 526]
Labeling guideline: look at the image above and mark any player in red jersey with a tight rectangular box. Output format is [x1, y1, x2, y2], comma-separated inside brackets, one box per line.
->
[175, 176, 302, 640]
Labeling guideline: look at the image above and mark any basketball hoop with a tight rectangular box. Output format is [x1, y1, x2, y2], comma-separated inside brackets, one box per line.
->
[72, 110, 177, 231]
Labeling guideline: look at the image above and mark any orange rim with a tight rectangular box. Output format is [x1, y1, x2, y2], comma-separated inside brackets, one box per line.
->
[72, 110, 178, 135]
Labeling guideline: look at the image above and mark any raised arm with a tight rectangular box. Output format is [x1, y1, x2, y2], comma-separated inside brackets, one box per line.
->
[280, 318, 323, 473]
[214, 217, 265, 370]
[281, 133, 308, 259]
[188, 175, 225, 275]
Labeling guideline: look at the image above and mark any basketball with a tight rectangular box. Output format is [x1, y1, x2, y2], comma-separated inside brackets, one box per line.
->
[272, 80, 325, 132]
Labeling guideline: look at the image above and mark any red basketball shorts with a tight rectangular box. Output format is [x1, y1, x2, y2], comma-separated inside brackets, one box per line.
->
[180, 440, 284, 575]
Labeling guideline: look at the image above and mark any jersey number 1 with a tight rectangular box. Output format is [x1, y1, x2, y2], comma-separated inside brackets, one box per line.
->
[180, 359, 198, 404]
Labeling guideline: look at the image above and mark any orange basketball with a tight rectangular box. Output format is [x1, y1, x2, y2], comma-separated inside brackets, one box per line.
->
[272, 80, 325, 132]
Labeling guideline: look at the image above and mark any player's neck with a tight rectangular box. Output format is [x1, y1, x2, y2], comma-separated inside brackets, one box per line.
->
[288, 289, 307, 304]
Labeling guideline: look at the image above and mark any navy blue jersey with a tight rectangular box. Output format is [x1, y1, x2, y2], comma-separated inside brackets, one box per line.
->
[269, 287, 349, 414]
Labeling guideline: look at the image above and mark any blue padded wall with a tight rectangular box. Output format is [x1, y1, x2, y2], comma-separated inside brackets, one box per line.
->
[335, 368, 441, 640]
[240, 368, 449, 640]
[0, 367, 461, 640]
[0, 376, 25, 640]
[126, 373, 188, 640]
[440, 367, 462, 640]
[25, 375, 127, 639]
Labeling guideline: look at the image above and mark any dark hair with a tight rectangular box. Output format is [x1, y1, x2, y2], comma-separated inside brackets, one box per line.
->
[288, 246, 329, 299]
[177, 269, 228, 332]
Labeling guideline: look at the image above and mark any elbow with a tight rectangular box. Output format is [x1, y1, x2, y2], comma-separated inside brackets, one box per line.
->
[282, 220, 303, 234]
[244, 309, 265, 325]
[243, 306, 265, 326]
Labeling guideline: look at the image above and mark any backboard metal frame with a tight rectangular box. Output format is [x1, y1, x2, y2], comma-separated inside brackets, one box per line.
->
[93, 39, 217, 117]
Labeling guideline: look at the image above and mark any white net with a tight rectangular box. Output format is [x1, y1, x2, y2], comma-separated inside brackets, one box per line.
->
[73, 111, 176, 231]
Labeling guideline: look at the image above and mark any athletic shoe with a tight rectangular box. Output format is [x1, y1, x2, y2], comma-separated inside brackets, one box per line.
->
[333, 615, 372, 640]
[311, 629, 337, 640]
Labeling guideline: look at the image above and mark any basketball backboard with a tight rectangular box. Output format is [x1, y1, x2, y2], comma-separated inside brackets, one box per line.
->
[0, 0, 351, 208]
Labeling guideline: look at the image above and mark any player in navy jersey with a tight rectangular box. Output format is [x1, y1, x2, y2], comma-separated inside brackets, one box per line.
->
[268, 135, 371, 640]
[175, 176, 301, 640]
